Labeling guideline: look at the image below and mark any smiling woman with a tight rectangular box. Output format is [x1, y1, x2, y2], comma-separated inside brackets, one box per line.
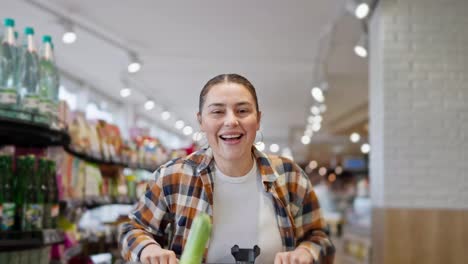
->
[197, 74, 261, 177]
[119, 74, 335, 264]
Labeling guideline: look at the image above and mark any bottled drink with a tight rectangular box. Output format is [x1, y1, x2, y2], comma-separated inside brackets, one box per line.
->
[38, 158, 49, 228]
[0, 18, 18, 116]
[47, 160, 59, 228]
[14, 155, 26, 230]
[38, 35, 59, 120]
[16, 27, 40, 114]
[21, 155, 43, 230]
[0, 155, 15, 230]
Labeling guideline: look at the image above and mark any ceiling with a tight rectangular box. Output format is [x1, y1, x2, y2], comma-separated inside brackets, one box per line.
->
[3, 0, 369, 165]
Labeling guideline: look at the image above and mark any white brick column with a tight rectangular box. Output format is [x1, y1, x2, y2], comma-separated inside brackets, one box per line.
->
[370, 0, 468, 209]
[369, 2, 468, 263]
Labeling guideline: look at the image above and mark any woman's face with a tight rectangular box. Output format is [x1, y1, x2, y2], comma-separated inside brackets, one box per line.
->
[198, 82, 261, 163]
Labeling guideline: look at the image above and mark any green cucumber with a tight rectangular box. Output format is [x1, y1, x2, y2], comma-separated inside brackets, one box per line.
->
[179, 213, 212, 264]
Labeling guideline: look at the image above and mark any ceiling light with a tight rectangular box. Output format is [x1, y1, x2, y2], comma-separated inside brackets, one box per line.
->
[361, 143, 370, 154]
[256, 141, 265, 151]
[175, 120, 185, 130]
[301, 135, 311, 145]
[319, 167, 327, 176]
[355, 3, 370, 19]
[183, 126, 193, 135]
[347, 0, 372, 19]
[354, 45, 367, 58]
[161, 111, 171, 120]
[313, 115, 323, 123]
[269, 144, 279, 153]
[354, 34, 368, 58]
[120, 88, 131, 98]
[61, 20, 77, 44]
[127, 52, 142, 73]
[308, 160, 318, 170]
[144, 100, 155, 110]
[311, 87, 325, 103]
[312, 123, 321, 132]
[310, 106, 320, 115]
[62, 31, 76, 44]
[350, 132, 361, 143]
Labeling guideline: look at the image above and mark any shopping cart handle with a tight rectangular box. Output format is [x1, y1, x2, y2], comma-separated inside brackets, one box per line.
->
[231, 245, 260, 264]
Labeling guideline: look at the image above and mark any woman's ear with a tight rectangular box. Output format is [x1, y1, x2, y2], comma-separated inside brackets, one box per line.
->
[197, 112, 202, 127]
[256, 111, 262, 130]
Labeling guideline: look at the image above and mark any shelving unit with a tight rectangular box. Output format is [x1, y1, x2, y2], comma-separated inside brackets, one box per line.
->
[0, 229, 65, 251]
[0, 109, 150, 262]
[63, 145, 158, 173]
[60, 195, 139, 210]
[0, 109, 70, 148]
[0, 110, 69, 254]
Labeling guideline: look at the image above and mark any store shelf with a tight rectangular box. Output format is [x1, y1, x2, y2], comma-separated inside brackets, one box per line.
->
[0, 229, 65, 251]
[0, 108, 70, 148]
[61, 196, 138, 210]
[64, 145, 159, 172]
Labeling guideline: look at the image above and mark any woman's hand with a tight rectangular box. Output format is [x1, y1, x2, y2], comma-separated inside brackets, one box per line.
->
[140, 244, 179, 264]
[274, 247, 315, 264]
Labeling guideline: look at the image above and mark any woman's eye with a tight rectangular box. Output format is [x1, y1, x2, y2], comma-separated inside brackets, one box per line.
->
[211, 110, 223, 114]
[238, 109, 250, 114]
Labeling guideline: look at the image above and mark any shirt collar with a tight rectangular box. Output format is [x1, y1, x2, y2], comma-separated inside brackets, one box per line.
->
[184, 146, 280, 183]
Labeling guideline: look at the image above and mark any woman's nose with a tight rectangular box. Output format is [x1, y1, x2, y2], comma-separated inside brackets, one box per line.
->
[224, 112, 239, 127]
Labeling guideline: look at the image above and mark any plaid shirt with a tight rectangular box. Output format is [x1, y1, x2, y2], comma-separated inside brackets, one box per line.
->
[119, 147, 335, 263]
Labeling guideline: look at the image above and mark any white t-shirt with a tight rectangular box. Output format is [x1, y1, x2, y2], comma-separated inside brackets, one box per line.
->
[206, 160, 283, 263]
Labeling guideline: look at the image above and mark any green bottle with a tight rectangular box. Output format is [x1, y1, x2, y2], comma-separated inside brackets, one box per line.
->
[0, 18, 18, 117]
[22, 155, 43, 230]
[38, 158, 49, 228]
[47, 160, 59, 228]
[0, 155, 15, 230]
[16, 27, 40, 115]
[38, 35, 59, 121]
[14, 156, 26, 230]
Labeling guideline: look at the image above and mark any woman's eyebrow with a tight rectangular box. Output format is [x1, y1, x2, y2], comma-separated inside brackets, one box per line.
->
[207, 103, 225, 108]
[236, 102, 252, 107]
[207, 102, 252, 108]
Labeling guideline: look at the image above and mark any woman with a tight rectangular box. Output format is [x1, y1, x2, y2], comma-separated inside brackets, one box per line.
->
[120, 74, 335, 264]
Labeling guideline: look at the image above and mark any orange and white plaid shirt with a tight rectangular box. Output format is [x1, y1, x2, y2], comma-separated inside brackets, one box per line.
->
[120, 147, 335, 263]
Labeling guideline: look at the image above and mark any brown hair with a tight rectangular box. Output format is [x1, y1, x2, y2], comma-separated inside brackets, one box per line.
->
[198, 73, 260, 114]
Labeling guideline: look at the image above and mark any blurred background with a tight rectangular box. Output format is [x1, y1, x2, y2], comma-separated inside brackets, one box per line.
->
[0, 0, 466, 264]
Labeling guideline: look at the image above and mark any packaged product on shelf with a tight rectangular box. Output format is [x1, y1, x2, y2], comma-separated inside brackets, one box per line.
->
[133, 135, 168, 168]
[16, 27, 40, 116]
[96, 120, 112, 161]
[84, 163, 102, 197]
[0, 18, 18, 118]
[69, 112, 101, 157]
[94, 120, 123, 162]
[87, 121, 101, 158]
[58, 99, 71, 129]
[106, 123, 123, 162]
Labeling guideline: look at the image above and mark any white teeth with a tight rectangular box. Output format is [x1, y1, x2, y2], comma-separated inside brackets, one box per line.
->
[221, 134, 241, 139]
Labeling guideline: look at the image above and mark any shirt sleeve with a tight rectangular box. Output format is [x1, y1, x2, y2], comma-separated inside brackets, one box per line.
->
[294, 168, 335, 264]
[119, 167, 170, 261]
